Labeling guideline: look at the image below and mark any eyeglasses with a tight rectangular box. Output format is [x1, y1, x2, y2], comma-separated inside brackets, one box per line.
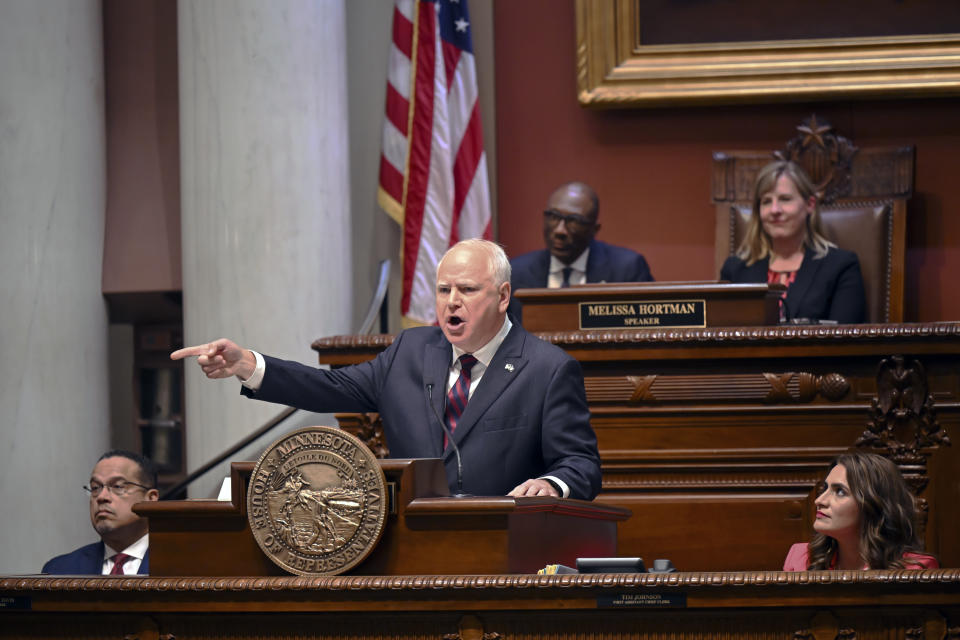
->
[543, 209, 594, 232]
[83, 480, 153, 498]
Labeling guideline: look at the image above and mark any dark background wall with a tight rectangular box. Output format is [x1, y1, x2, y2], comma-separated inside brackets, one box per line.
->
[493, 0, 960, 322]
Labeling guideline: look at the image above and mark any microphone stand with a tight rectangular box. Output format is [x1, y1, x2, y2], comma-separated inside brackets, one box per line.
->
[427, 384, 470, 497]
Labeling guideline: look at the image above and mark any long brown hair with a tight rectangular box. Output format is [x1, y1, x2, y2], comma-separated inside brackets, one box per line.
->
[735, 160, 835, 266]
[806, 451, 926, 569]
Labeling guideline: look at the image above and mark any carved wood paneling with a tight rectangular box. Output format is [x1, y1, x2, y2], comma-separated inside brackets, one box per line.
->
[584, 372, 850, 405]
[4, 610, 955, 640]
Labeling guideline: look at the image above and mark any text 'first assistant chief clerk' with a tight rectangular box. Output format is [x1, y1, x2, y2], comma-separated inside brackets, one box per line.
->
[172, 239, 602, 501]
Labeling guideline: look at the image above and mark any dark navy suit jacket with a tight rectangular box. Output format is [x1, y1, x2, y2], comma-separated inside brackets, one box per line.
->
[242, 324, 602, 500]
[509, 239, 654, 321]
[720, 246, 866, 324]
[42, 541, 150, 575]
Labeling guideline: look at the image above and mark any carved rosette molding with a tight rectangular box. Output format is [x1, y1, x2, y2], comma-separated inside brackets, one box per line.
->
[311, 333, 396, 350]
[442, 614, 501, 640]
[312, 323, 960, 351]
[793, 610, 855, 640]
[4, 570, 958, 592]
[536, 323, 960, 346]
[611, 371, 849, 404]
[905, 611, 951, 640]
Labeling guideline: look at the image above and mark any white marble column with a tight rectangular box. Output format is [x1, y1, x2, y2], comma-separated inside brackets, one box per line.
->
[0, 0, 109, 573]
[179, 0, 352, 497]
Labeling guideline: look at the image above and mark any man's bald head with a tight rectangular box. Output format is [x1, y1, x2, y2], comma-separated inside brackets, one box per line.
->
[542, 181, 601, 264]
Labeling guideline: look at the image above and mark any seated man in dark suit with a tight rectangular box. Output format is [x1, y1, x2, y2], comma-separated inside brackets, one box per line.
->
[43, 450, 159, 575]
[172, 239, 602, 500]
[509, 181, 653, 320]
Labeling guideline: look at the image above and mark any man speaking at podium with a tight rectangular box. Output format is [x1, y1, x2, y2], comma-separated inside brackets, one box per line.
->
[172, 239, 601, 500]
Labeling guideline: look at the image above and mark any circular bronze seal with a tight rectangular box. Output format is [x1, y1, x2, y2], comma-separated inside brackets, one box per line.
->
[247, 426, 388, 575]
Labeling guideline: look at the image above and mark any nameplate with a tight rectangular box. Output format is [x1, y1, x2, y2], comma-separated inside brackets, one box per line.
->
[597, 592, 686, 608]
[579, 300, 706, 329]
[0, 595, 31, 609]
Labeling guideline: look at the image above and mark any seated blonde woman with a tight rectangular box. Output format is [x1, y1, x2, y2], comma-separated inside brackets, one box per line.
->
[721, 161, 866, 324]
[784, 451, 938, 570]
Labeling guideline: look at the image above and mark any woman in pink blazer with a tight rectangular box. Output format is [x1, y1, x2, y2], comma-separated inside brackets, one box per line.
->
[783, 451, 939, 571]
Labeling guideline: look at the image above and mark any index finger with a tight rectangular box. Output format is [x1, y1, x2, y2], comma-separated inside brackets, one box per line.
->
[170, 343, 213, 361]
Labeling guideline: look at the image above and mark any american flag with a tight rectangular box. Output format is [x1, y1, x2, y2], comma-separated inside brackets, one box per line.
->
[378, 0, 492, 326]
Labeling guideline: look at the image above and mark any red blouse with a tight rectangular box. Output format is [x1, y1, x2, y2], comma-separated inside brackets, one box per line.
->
[768, 269, 798, 322]
[783, 543, 940, 571]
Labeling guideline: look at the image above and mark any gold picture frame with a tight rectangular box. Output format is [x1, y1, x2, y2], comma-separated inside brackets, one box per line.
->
[576, 0, 960, 107]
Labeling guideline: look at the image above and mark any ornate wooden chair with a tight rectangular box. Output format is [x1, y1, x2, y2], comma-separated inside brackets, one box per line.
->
[712, 115, 913, 323]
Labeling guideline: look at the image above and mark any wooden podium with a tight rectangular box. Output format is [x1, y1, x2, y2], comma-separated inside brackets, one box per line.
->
[136, 458, 631, 576]
[514, 282, 783, 331]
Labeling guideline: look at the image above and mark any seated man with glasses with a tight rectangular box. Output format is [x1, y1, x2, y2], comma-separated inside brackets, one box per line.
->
[42, 450, 159, 575]
[508, 181, 653, 321]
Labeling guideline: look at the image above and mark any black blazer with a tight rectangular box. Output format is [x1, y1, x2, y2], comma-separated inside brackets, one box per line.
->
[242, 323, 602, 500]
[509, 239, 654, 321]
[720, 247, 866, 323]
[42, 541, 150, 575]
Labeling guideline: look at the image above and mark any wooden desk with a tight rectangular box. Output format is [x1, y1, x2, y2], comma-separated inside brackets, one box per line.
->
[312, 323, 960, 571]
[2, 571, 958, 639]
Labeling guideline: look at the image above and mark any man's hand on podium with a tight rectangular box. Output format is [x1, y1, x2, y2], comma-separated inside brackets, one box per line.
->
[509, 477, 559, 498]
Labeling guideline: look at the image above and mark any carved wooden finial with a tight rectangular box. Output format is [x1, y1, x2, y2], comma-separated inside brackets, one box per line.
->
[775, 114, 859, 205]
[443, 614, 501, 640]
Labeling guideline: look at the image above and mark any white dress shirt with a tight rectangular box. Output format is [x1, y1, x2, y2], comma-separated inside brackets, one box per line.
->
[547, 248, 590, 288]
[101, 533, 149, 575]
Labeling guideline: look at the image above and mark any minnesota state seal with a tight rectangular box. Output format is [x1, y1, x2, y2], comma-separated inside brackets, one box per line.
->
[247, 426, 388, 575]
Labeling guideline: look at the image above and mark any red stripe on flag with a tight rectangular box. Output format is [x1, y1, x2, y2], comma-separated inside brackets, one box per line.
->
[384, 83, 409, 136]
[400, 2, 437, 315]
[449, 100, 484, 242]
[442, 39, 461, 91]
[379, 154, 404, 204]
[392, 6, 413, 58]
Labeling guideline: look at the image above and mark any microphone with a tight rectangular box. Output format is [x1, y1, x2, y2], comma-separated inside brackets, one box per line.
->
[781, 295, 792, 324]
[426, 383, 470, 497]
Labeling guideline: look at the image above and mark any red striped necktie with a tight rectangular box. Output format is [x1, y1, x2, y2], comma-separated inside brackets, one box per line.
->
[109, 552, 130, 575]
[444, 354, 478, 447]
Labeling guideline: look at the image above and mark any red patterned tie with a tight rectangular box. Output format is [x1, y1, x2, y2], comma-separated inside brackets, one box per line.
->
[444, 354, 478, 447]
[109, 553, 130, 575]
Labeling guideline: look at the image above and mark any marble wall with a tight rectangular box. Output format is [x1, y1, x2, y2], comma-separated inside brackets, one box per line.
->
[178, 0, 353, 498]
[0, 0, 111, 574]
